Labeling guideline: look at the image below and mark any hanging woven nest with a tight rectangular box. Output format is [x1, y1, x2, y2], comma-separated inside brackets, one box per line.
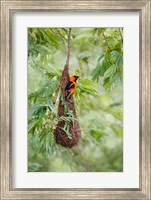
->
[54, 29, 81, 148]
[54, 65, 81, 148]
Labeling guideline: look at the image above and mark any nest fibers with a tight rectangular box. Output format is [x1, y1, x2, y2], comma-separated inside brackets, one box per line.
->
[54, 64, 81, 148]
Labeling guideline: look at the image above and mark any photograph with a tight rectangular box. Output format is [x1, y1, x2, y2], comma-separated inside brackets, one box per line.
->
[1, 0, 151, 198]
[28, 27, 123, 172]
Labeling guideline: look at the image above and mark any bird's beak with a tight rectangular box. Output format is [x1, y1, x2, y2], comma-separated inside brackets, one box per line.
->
[76, 76, 79, 80]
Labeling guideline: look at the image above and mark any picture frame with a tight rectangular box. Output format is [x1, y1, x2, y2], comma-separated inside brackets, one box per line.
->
[0, 0, 150, 199]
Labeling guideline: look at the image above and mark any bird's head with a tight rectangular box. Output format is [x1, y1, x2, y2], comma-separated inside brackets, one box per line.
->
[70, 75, 79, 82]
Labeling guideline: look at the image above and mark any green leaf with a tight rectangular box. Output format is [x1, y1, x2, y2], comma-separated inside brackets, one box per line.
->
[28, 119, 39, 132]
[110, 124, 123, 137]
[28, 162, 42, 172]
[77, 79, 98, 96]
[91, 54, 110, 82]
[28, 80, 59, 103]
[103, 65, 116, 80]
[39, 129, 55, 155]
[111, 50, 123, 68]
[91, 28, 106, 35]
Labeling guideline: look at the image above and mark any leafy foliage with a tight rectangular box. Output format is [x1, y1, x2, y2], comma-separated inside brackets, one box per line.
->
[91, 28, 123, 90]
[28, 28, 68, 57]
[28, 28, 123, 172]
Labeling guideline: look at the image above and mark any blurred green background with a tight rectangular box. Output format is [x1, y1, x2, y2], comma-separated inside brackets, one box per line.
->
[28, 28, 123, 172]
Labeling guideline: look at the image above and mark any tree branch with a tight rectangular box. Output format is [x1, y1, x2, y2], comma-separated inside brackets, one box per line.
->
[66, 28, 72, 65]
[102, 32, 112, 52]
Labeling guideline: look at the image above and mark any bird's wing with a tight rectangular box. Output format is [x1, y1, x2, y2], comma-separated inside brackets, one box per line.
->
[65, 81, 75, 97]
[65, 81, 75, 91]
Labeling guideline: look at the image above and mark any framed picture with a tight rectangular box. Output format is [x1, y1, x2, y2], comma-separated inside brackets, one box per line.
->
[0, 0, 150, 199]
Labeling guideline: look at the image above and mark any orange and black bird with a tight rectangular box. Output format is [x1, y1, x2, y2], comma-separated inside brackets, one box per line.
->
[65, 75, 79, 103]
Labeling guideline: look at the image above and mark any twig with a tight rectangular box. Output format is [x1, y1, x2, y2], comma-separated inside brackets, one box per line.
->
[102, 32, 112, 52]
[66, 28, 72, 65]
